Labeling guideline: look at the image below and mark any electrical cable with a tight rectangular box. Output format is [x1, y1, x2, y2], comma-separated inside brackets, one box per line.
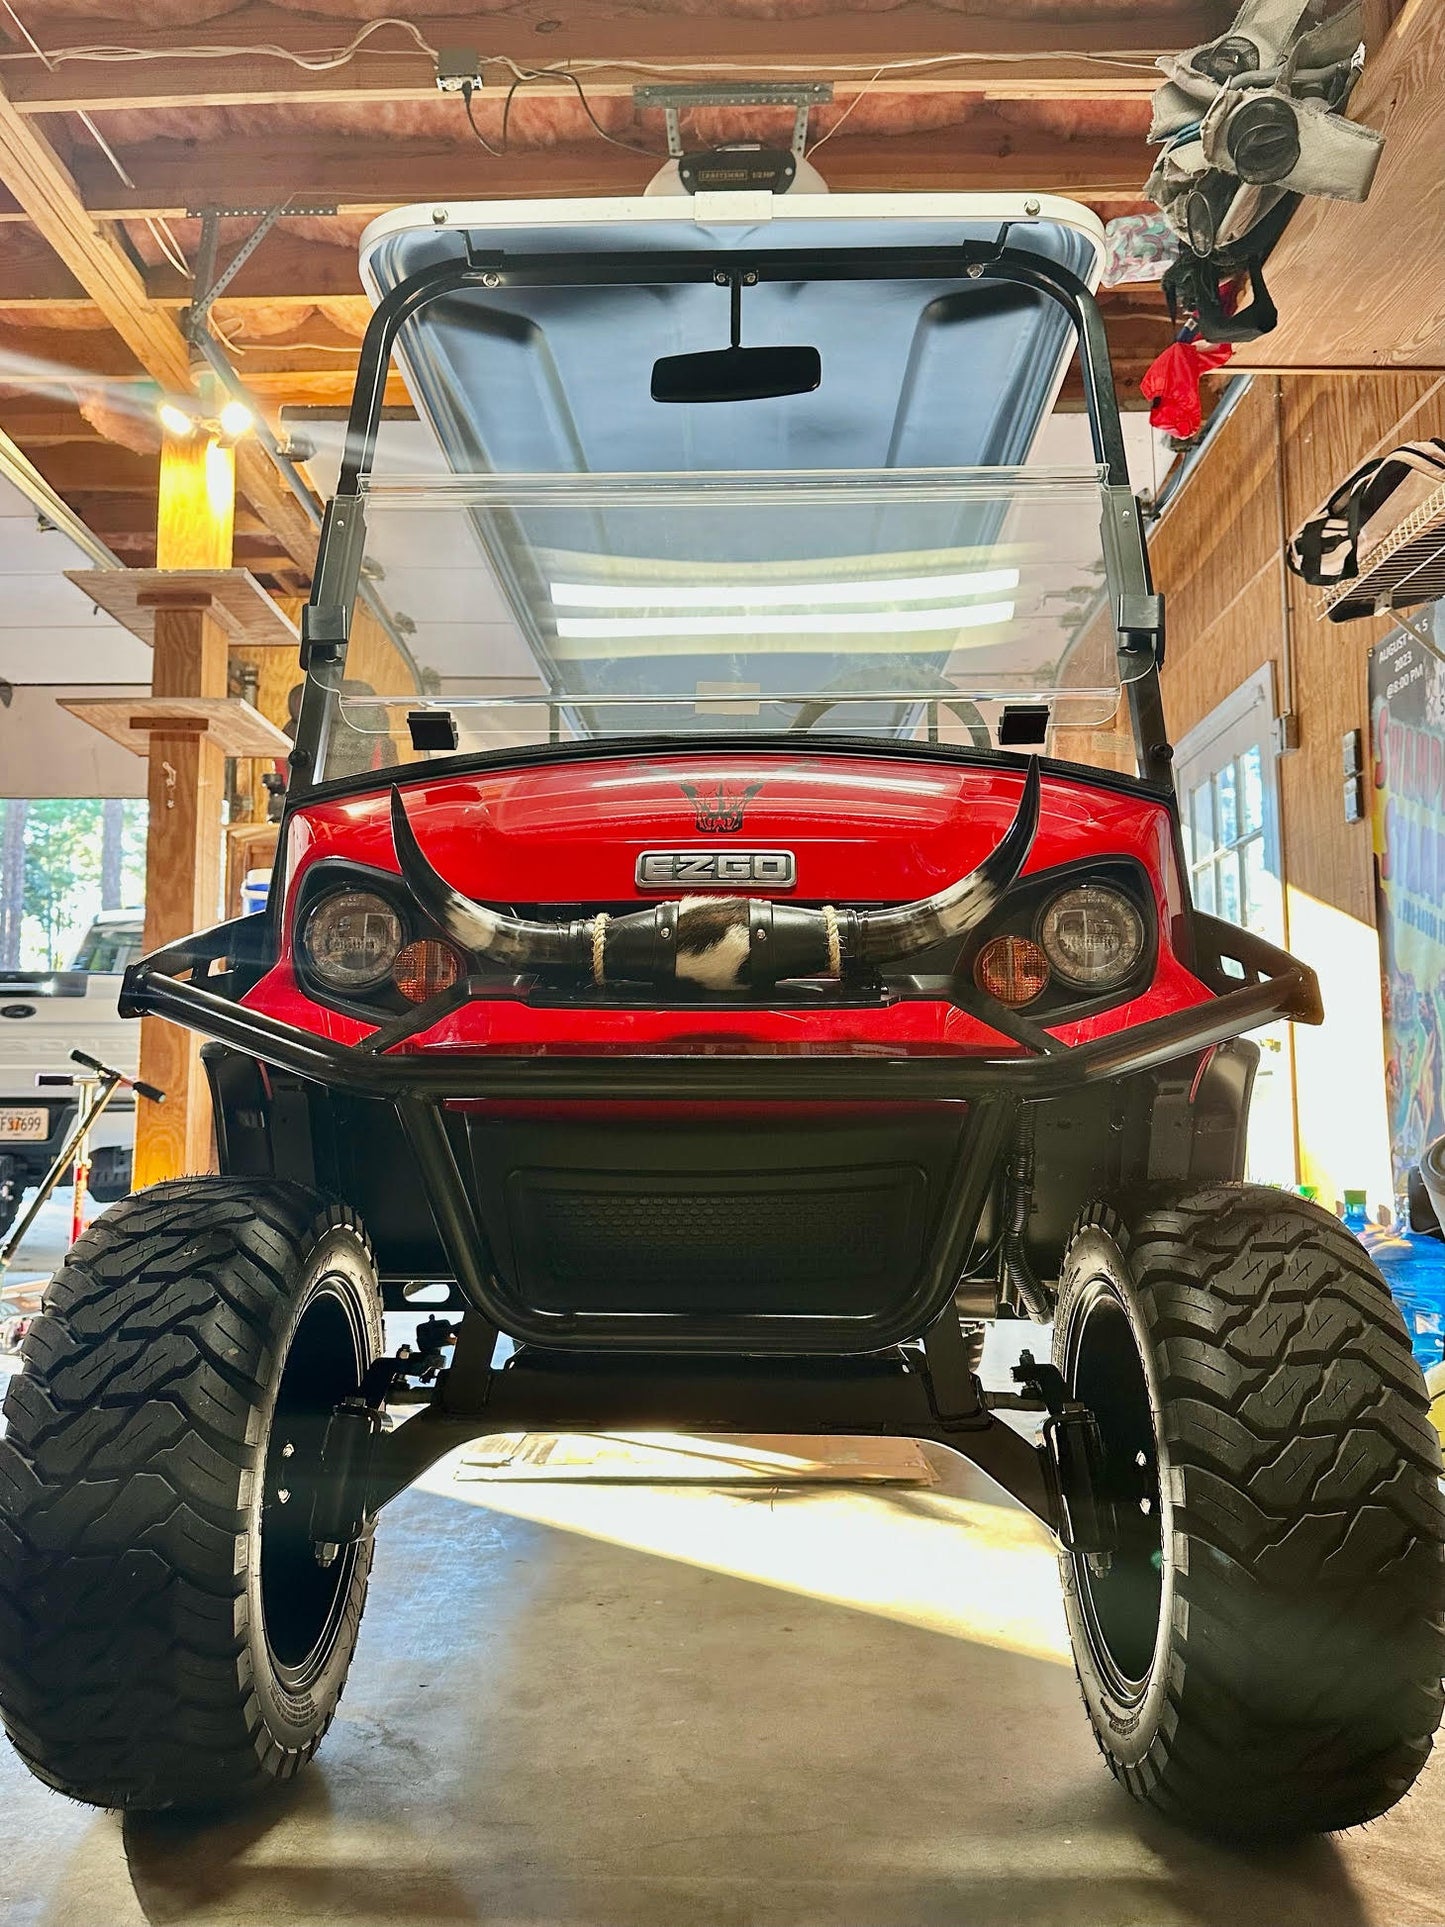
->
[4, 39, 1163, 81]
[805, 68, 885, 158]
[460, 79, 503, 159]
[0, 0, 192, 277]
[501, 65, 666, 159]
[6, 18, 444, 73]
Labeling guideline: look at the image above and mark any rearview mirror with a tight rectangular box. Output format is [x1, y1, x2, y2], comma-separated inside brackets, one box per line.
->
[651, 344, 821, 404]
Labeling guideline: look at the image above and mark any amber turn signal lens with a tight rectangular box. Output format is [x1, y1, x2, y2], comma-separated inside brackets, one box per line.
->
[974, 934, 1050, 1008]
[393, 938, 462, 1004]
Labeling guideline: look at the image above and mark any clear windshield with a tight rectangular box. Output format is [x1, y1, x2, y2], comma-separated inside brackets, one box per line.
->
[321, 465, 1139, 779]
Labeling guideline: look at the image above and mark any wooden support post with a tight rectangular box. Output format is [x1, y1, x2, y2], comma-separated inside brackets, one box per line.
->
[132, 423, 235, 1188]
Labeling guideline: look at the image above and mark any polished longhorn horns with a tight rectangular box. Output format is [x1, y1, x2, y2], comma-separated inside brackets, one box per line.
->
[389, 760, 1040, 991]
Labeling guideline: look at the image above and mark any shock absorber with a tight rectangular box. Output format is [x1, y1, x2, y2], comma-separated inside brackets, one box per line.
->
[1002, 1108, 1053, 1322]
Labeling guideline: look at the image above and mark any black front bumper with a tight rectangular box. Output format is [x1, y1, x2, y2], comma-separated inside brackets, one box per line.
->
[121, 910, 1321, 1106]
[119, 912, 1322, 1357]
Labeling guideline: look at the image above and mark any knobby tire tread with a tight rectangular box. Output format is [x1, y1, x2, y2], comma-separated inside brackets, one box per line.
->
[0, 1178, 372, 1811]
[1063, 1183, 1445, 1838]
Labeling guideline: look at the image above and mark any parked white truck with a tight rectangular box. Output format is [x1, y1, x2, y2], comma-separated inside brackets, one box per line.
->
[0, 911, 142, 1235]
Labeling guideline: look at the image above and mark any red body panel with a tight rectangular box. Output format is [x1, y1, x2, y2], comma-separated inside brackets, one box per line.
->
[244, 750, 1212, 1058]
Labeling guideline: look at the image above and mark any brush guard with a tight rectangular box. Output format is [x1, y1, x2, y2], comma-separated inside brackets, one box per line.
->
[122, 909, 1319, 1353]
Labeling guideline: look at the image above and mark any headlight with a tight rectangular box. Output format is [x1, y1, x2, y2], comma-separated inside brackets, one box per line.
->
[301, 890, 404, 991]
[1038, 884, 1145, 989]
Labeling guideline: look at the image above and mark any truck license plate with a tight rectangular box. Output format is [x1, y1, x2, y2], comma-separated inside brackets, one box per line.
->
[0, 1107, 47, 1141]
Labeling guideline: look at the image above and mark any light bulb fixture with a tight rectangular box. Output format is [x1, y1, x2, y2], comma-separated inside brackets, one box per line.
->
[155, 396, 257, 444]
[157, 399, 198, 438]
[218, 399, 254, 442]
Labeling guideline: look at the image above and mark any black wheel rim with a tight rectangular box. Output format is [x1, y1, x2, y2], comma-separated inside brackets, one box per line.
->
[1068, 1283, 1164, 1700]
[260, 1280, 367, 1693]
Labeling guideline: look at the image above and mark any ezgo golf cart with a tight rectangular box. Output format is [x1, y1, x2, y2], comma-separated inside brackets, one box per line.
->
[0, 192, 1440, 1837]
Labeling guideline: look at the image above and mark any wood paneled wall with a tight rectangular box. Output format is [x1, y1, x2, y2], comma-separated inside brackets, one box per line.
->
[1154, 372, 1445, 917]
[1150, 369, 1445, 1203]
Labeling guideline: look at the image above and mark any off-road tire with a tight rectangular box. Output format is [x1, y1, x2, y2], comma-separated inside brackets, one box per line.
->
[0, 1160, 19, 1241]
[1055, 1183, 1445, 1841]
[86, 1146, 134, 1205]
[0, 1178, 383, 1811]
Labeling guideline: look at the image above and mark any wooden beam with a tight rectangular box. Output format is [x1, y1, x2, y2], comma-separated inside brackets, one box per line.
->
[0, 87, 190, 390]
[65, 116, 1153, 219]
[132, 432, 236, 1185]
[0, 401, 114, 443]
[0, 223, 88, 302]
[0, 72, 319, 573]
[23, 441, 156, 494]
[0, 4, 1227, 114]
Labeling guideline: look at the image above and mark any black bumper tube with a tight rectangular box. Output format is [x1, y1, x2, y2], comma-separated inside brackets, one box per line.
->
[121, 922, 1321, 1106]
[120, 915, 1320, 1353]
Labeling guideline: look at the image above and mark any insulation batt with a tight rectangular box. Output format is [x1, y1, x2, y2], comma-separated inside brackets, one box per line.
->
[19, 0, 1188, 23]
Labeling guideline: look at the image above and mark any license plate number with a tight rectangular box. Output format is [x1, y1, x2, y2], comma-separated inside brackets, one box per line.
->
[0, 1107, 47, 1141]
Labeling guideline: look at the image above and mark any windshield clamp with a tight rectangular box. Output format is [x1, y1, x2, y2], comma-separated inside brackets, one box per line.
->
[1116, 593, 1165, 664]
[300, 604, 347, 669]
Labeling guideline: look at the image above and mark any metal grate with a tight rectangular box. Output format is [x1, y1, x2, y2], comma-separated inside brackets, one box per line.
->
[505, 1165, 927, 1313]
[1323, 478, 1445, 624]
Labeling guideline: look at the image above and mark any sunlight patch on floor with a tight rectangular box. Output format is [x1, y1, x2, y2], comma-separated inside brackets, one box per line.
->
[417, 1449, 1072, 1666]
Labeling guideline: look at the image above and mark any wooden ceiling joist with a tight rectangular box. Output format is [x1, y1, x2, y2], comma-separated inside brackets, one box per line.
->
[0, 81, 190, 390]
[61, 120, 1151, 222]
[0, 3, 1204, 585]
[0, 73, 318, 576]
[0, 4, 1227, 114]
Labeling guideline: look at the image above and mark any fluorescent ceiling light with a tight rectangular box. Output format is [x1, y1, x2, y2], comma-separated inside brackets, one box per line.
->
[549, 569, 1019, 610]
[554, 602, 1015, 641]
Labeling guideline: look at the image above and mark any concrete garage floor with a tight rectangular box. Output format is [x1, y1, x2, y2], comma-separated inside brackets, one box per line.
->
[0, 1438, 1437, 1927]
[0, 1207, 1443, 1927]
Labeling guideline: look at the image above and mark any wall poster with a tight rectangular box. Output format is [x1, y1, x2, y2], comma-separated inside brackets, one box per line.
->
[1370, 608, 1445, 1198]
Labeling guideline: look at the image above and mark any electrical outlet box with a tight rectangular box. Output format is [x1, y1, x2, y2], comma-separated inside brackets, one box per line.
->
[1271, 710, 1301, 756]
[436, 49, 485, 93]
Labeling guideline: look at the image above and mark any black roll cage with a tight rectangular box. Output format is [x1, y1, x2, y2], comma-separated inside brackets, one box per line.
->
[285, 233, 1174, 799]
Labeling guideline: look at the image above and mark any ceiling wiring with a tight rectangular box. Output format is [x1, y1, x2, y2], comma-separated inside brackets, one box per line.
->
[0, 21, 1164, 84]
[500, 65, 666, 160]
[2, 18, 443, 72]
[0, 0, 193, 277]
[461, 79, 503, 160]
[806, 68, 886, 158]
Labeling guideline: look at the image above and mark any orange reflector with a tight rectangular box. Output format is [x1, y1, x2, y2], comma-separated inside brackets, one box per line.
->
[393, 938, 462, 1004]
[974, 934, 1050, 1008]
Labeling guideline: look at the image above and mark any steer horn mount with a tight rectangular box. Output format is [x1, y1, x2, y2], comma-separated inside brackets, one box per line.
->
[389, 759, 1040, 992]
